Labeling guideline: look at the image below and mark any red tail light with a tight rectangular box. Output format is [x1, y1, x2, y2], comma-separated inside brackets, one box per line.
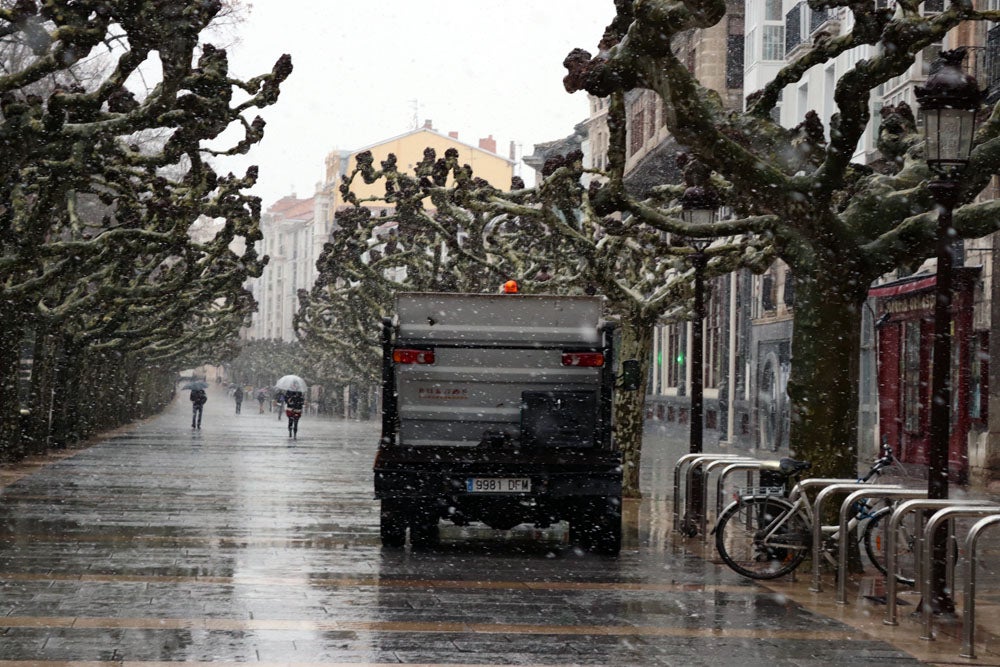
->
[562, 352, 604, 367]
[393, 348, 435, 364]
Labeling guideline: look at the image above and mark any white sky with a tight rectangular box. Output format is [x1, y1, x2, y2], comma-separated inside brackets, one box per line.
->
[212, 1, 614, 207]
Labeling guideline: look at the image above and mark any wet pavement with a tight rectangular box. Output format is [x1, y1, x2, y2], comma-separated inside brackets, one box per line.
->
[0, 383, 996, 665]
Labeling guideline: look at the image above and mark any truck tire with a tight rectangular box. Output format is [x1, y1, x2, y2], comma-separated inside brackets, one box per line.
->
[409, 508, 440, 550]
[379, 500, 407, 548]
[590, 497, 622, 556]
[569, 498, 622, 556]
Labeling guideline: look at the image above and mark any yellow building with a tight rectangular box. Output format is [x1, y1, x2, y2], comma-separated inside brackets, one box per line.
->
[321, 120, 515, 208]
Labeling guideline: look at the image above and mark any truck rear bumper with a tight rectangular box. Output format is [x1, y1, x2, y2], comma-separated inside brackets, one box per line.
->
[374, 468, 622, 499]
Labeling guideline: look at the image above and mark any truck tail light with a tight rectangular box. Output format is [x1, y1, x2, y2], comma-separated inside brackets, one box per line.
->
[562, 352, 604, 367]
[393, 348, 435, 364]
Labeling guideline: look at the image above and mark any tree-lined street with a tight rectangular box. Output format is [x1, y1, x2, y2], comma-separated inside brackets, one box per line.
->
[0, 384, 984, 665]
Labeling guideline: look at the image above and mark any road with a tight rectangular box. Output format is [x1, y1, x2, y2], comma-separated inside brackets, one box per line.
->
[0, 383, 980, 665]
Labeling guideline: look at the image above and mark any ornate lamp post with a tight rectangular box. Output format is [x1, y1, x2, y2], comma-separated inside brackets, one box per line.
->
[915, 48, 980, 614]
[679, 183, 719, 535]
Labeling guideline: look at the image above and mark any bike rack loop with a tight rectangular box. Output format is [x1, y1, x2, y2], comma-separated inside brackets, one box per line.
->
[921, 505, 1000, 641]
[699, 457, 761, 541]
[672, 453, 745, 533]
[883, 498, 998, 626]
[835, 488, 927, 604]
[714, 460, 782, 527]
[961, 514, 1000, 659]
[810, 483, 905, 593]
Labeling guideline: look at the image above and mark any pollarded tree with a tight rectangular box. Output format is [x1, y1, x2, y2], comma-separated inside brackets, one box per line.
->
[0, 1, 291, 457]
[560, 1, 1000, 479]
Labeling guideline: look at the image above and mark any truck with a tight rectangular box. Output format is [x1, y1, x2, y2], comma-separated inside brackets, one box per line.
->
[374, 290, 639, 554]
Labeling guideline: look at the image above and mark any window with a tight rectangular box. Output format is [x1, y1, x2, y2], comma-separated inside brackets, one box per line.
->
[969, 332, 989, 423]
[763, 25, 784, 61]
[745, 27, 756, 67]
[761, 274, 776, 312]
[667, 324, 682, 388]
[727, 17, 745, 88]
[902, 321, 922, 433]
[705, 282, 722, 390]
[629, 106, 645, 155]
[765, 0, 782, 21]
[782, 271, 795, 307]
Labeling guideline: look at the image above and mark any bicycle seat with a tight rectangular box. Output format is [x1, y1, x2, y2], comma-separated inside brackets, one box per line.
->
[759, 458, 812, 477]
[778, 458, 811, 476]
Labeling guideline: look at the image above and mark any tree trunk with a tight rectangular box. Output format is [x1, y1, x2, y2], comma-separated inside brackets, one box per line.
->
[0, 316, 24, 461]
[26, 327, 57, 455]
[614, 312, 656, 498]
[786, 269, 866, 479]
[50, 336, 83, 448]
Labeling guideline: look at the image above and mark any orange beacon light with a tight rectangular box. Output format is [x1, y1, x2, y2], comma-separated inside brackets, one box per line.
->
[502, 280, 519, 294]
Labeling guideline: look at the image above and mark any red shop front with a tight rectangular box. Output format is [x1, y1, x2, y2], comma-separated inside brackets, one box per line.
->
[870, 268, 985, 484]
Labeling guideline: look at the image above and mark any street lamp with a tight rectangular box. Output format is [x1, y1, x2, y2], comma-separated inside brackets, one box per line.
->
[679, 183, 719, 536]
[915, 47, 980, 615]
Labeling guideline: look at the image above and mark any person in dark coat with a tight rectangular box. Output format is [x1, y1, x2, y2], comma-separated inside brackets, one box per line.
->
[233, 385, 244, 414]
[190, 387, 207, 429]
[285, 390, 304, 439]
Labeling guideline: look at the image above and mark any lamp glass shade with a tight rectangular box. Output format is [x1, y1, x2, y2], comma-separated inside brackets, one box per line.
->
[923, 107, 977, 166]
[681, 208, 717, 226]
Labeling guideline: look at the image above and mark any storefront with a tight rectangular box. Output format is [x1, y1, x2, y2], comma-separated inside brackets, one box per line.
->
[869, 268, 986, 483]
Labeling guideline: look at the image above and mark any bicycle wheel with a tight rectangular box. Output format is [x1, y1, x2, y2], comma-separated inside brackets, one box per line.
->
[863, 506, 918, 585]
[715, 495, 810, 580]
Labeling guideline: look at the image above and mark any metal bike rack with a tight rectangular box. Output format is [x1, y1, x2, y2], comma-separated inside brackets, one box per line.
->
[883, 498, 997, 626]
[835, 487, 927, 604]
[699, 457, 761, 541]
[714, 460, 783, 525]
[810, 482, 905, 593]
[672, 453, 745, 534]
[961, 514, 1000, 658]
[920, 505, 1000, 641]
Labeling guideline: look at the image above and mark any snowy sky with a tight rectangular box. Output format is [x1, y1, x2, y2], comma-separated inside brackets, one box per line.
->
[212, 1, 614, 208]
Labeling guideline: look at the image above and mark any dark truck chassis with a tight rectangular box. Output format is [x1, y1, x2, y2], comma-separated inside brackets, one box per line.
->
[374, 317, 625, 554]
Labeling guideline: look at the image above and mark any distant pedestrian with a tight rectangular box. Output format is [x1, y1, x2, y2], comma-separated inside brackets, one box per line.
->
[274, 390, 285, 420]
[285, 390, 304, 439]
[256, 388, 267, 414]
[234, 386, 244, 414]
[190, 387, 207, 429]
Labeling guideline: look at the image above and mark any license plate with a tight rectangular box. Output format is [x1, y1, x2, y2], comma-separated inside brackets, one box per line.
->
[466, 477, 531, 493]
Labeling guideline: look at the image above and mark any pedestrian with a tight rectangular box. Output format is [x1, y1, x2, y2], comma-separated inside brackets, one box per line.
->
[285, 390, 304, 439]
[256, 388, 267, 414]
[190, 387, 207, 429]
[274, 390, 285, 420]
[234, 385, 244, 414]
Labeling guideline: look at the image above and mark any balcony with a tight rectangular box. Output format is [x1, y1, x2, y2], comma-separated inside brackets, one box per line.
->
[978, 27, 1000, 104]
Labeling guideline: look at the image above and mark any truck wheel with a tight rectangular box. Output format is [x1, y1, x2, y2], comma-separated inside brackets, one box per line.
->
[410, 512, 440, 550]
[410, 509, 440, 549]
[590, 500, 622, 556]
[571, 498, 621, 556]
[379, 501, 407, 548]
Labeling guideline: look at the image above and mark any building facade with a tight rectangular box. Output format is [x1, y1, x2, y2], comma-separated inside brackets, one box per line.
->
[540, 2, 1000, 486]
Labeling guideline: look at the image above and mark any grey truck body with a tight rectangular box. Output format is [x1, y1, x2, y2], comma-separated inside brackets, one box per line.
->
[374, 292, 624, 553]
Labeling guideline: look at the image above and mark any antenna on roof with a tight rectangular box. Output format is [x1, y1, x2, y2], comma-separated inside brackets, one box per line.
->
[410, 99, 419, 130]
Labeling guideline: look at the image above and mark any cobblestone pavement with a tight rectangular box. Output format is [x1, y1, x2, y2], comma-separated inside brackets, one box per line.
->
[0, 384, 995, 665]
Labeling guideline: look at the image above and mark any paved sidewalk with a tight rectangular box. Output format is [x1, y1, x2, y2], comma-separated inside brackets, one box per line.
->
[0, 384, 995, 665]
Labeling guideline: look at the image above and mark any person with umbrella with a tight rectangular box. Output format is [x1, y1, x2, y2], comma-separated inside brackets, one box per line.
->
[275, 375, 307, 439]
[184, 379, 208, 429]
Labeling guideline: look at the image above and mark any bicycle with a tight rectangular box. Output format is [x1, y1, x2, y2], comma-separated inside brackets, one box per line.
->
[712, 441, 921, 582]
